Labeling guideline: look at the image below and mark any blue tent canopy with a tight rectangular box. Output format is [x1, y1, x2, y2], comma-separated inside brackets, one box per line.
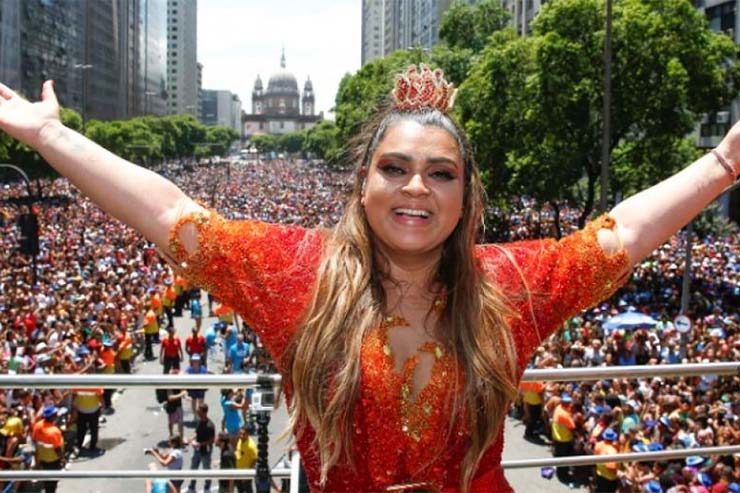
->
[603, 311, 658, 331]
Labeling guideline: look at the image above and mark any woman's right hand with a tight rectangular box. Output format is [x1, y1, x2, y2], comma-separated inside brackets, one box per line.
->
[0, 80, 61, 147]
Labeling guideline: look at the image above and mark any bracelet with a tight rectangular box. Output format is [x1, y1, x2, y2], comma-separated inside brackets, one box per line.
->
[711, 149, 738, 182]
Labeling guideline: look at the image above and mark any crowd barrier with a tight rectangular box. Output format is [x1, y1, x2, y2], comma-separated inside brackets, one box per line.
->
[0, 363, 737, 481]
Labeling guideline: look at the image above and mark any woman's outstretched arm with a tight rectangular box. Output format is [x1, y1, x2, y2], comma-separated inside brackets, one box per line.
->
[0, 80, 203, 253]
[601, 124, 739, 264]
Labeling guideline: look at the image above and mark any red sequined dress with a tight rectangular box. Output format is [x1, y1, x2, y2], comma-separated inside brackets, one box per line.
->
[168, 212, 630, 492]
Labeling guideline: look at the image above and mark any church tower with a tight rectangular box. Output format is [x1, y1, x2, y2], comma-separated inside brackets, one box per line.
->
[252, 74, 264, 115]
[302, 76, 315, 116]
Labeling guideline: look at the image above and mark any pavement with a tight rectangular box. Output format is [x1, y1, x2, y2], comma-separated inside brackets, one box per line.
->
[55, 302, 586, 493]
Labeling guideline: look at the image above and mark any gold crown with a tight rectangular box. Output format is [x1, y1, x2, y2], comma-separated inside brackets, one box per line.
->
[392, 64, 456, 113]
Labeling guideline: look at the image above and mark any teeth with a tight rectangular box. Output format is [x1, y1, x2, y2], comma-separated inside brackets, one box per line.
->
[394, 208, 430, 218]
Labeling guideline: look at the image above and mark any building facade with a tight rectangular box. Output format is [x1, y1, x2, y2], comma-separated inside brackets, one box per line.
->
[167, 0, 198, 117]
[242, 51, 322, 137]
[363, 0, 455, 65]
[201, 89, 242, 134]
[362, 0, 385, 65]
[0, 0, 166, 120]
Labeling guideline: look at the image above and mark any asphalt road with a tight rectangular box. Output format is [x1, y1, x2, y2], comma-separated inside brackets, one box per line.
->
[55, 305, 586, 493]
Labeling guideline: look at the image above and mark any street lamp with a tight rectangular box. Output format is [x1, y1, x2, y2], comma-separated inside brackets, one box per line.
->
[73, 63, 94, 129]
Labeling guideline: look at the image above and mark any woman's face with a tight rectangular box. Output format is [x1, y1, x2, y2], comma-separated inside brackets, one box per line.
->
[362, 119, 464, 259]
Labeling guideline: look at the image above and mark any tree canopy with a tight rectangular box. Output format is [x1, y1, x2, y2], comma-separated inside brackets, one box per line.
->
[456, 0, 740, 226]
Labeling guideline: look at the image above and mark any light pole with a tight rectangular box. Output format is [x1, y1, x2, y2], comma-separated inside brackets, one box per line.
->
[599, 0, 613, 212]
[73, 63, 94, 129]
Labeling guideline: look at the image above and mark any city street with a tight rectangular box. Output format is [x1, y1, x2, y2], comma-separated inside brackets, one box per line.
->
[54, 300, 586, 493]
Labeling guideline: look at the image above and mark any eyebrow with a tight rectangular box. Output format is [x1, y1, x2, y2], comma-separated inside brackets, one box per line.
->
[378, 152, 458, 168]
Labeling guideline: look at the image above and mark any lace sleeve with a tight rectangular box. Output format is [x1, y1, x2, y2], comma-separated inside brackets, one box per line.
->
[477, 214, 632, 366]
[167, 209, 325, 361]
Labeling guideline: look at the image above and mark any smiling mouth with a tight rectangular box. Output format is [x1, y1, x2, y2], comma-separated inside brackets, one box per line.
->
[393, 208, 431, 219]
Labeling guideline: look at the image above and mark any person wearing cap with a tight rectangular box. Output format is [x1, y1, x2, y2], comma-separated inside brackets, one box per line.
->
[645, 479, 663, 493]
[31, 405, 64, 493]
[185, 353, 208, 417]
[593, 428, 619, 492]
[143, 307, 159, 361]
[621, 399, 641, 434]
[160, 325, 183, 375]
[99, 338, 117, 414]
[551, 393, 577, 484]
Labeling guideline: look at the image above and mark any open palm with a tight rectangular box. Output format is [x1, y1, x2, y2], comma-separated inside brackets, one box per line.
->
[0, 80, 60, 147]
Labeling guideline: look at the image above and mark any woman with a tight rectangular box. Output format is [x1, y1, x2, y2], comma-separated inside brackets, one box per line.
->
[220, 389, 247, 447]
[145, 434, 184, 493]
[0, 64, 737, 491]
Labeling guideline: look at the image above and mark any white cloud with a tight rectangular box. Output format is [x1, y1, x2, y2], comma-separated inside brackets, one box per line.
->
[198, 0, 361, 120]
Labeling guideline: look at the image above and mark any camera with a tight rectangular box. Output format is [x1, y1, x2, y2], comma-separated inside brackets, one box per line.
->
[250, 375, 275, 412]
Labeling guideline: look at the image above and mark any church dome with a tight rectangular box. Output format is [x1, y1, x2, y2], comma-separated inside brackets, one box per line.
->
[266, 50, 299, 96]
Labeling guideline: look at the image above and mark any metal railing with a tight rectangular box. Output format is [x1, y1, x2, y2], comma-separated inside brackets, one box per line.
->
[0, 362, 737, 481]
[0, 361, 736, 389]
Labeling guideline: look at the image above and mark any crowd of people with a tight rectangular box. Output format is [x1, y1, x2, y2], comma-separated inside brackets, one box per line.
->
[0, 158, 737, 492]
[509, 199, 740, 492]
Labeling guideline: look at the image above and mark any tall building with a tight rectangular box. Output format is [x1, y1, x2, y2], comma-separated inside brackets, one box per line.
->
[363, 0, 455, 65]
[197, 61, 203, 121]
[500, 0, 547, 36]
[695, 0, 740, 222]
[0, 0, 21, 91]
[0, 0, 166, 120]
[242, 50, 322, 137]
[167, 0, 198, 117]
[362, 0, 385, 65]
[201, 89, 241, 134]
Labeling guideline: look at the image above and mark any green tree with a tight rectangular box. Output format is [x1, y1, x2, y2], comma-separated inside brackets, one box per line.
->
[250, 134, 278, 153]
[204, 126, 240, 156]
[439, 0, 511, 53]
[277, 131, 306, 155]
[457, 0, 740, 230]
[303, 120, 341, 164]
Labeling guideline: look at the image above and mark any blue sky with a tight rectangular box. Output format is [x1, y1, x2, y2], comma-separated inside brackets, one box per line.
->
[198, 0, 361, 119]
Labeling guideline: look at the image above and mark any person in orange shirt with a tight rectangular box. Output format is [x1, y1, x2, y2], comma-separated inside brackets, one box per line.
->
[143, 308, 159, 360]
[551, 393, 577, 484]
[174, 275, 188, 317]
[593, 428, 619, 492]
[162, 279, 177, 328]
[99, 339, 117, 414]
[116, 327, 134, 374]
[32, 406, 64, 493]
[519, 380, 545, 439]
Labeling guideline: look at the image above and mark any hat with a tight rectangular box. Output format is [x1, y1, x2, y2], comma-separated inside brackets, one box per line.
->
[728, 483, 740, 493]
[560, 393, 572, 404]
[632, 442, 648, 453]
[0, 417, 24, 437]
[645, 480, 663, 493]
[190, 353, 201, 361]
[685, 456, 704, 467]
[626, 399, 639, 410]
[35, 342, 48, 353]
[42, 405, 58, 420]
[647, 442, 664, 452]
[644, 419, 657, 429]
[602, 428, 617, 441]
[103, 339, 113, 347]
[659, 416, 671, 427]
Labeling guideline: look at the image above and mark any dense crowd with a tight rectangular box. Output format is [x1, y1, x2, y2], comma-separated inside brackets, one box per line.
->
[510, 198, 740, 493]
[0, 159, 737, 492]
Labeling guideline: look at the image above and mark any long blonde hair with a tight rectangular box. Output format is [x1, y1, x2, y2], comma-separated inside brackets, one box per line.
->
[281, 105, 520, 491]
